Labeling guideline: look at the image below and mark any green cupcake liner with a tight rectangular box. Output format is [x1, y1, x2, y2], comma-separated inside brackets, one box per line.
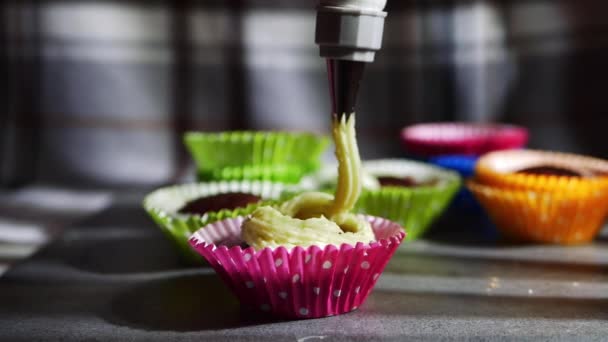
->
[297, 162, 382, 192]
[287, 159, 461, 240]
[184, 131, 330, 184]
[354, 185, 459, 241]
[143, 181, 291, 265]
[197, 165, 307, 184]
[358, 159, 461, 240]
[280, 184, 459, 241]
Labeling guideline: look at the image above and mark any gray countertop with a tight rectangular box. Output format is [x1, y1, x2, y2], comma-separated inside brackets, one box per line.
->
[1, 194, 608, 341]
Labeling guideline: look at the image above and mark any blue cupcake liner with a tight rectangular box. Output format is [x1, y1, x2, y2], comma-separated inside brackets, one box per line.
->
[430, 155, 483, 212]
[429, 155, 499, 238]
[429, 155, 478, 178]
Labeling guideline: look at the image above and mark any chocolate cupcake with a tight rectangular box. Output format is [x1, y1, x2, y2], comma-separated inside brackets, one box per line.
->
[293, 159, 459, 241]
[362, 159, 455, 189]
[358, 160, 461, 240]
[143, 181, 292, 264]
[469, 149, 608, 244]
[376, 176, 440, 188]
[515, 165, 583, 177]
[475, 150, 608, 193]
[179, 193, 262, 216]
[299, 160, 455, 240]
[468, 179, 608, 244]
[297, 162, 381, 192]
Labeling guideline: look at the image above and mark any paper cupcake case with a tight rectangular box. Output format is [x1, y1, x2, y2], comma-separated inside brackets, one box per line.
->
[296, 162, 382, 193]
[362, 159, 461, 188]
[429, 155, 478, 178]
[429, 155, 483, 213]
[354, 185, 459, 241]
[360, 159, 460, 239]
[279, 187, 459, 241]
[284, 161, 460, 241]
[143, 181, 291, 264]
[189, 216, 405, 319]
[400, 122, 528, 157]
[184, 131, 330, 183]
[467, 180, 608, 244]
[475, 149, 608, 193]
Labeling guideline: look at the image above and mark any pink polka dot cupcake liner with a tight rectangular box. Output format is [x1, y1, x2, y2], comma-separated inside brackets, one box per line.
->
[401, 122, 529, 157]
[189, 215, 405, 319]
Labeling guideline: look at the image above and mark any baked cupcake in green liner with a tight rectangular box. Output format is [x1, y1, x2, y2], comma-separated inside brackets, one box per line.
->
[290, 159, 461, 240]
[354, 186, 459, 241]
[143, 181, 292, 264]
[360, 159, 461, 240]
[297, 162, 382, 192]
[184, 131, 330, 184]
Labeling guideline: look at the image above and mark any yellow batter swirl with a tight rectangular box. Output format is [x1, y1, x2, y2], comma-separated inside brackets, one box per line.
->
[241, 114, 375, 250]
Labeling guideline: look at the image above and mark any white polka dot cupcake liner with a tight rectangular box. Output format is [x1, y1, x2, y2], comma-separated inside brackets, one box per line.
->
[189, 215, 405, 319]
[143, 181, 294, 265]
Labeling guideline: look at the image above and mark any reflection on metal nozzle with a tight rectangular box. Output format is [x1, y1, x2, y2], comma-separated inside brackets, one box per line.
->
[327, 59, 366, 120]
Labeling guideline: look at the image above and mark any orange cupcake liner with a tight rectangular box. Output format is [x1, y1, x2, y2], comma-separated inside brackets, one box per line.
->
[467, 180, 608, 244]
[475, 149, 608, 193]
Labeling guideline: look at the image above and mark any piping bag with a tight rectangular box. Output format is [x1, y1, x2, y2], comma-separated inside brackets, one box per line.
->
[315, 0, 388, 118]
[314, 0, 389, 219]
